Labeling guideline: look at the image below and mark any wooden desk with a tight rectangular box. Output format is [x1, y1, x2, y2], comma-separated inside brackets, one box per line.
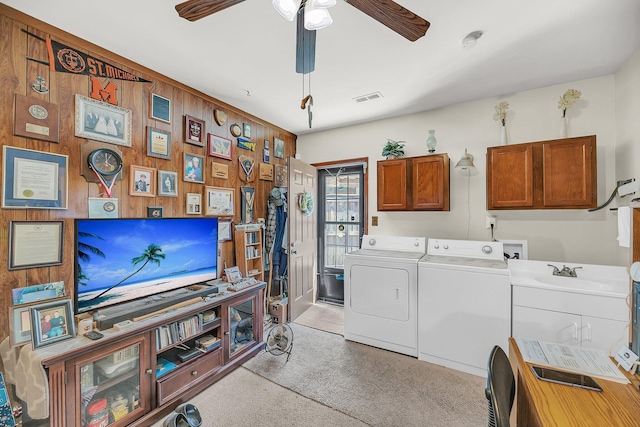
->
[509, 337, 640, 426]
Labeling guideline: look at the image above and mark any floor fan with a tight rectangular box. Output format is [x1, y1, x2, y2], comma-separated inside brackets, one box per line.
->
[265, 323, 294, 362]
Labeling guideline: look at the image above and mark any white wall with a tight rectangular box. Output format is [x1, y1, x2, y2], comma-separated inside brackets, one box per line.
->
[297, 71, 636, 266]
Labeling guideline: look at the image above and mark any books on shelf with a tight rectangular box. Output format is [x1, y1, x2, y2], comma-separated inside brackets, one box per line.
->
[156, 358, 178, 378]
[156, 314, 205, 350]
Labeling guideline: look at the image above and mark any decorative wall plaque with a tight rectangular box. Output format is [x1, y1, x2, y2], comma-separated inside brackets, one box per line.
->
[14, 94, 60, 143]
[259, 163, 273, 181]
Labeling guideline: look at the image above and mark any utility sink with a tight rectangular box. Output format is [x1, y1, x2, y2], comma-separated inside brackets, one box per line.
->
[533, 275, 623, 295]
[509, 259, 630, 297]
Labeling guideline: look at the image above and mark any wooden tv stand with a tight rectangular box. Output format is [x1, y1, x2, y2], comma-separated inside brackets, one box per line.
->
[30, 282, 265, 427]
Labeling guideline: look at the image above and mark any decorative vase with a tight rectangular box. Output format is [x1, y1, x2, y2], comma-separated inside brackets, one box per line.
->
[426, 130, 437, 153]
[386, 154, 398, 160]
[500, 125, 508, 146]
[560, 116, 568, 138]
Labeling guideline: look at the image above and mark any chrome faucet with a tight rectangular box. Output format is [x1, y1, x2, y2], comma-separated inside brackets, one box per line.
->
[548, 264, 582, 277]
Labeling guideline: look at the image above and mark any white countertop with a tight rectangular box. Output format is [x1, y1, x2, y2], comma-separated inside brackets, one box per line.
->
[508, 259, 630, 298]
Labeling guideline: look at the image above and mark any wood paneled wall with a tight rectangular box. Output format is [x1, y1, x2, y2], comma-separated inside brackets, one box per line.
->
[0, 5, 296, 344]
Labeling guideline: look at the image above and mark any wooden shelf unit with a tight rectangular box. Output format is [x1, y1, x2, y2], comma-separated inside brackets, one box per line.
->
[234, 226, 265, 281]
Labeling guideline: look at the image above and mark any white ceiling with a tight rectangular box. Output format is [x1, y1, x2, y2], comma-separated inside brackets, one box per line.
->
[5, 0, 640, 136]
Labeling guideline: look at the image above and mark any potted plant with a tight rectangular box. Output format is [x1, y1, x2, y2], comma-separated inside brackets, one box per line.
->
[382, 139, 405, 159]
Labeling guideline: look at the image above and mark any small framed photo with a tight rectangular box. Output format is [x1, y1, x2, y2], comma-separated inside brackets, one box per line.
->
[184, 153, 205, 183]
[264, 139, 269, 150]
[186, 193, 202, 215]
[29, 298, 76, 349]
[274, 137, 285, 159]
[9, 221, 64, 270]
[129, 165, 156, 197]
[263, 148, 270, 163]
[158, 170, 178, 197]
[147, 126, 171, 159]
[147, 206, 163, 218]
[208, 134, 232, 160]
[218, 220, 233, 242]
[3, 146, 68, 209]
[205, 186, 235, 216]
[184, 115, 205, 147]
[225, 266, 242, 282]
[10, 302, 37, 347]
[75, 94, 132, 147]
[243, 123, 251, 138]
[150, 93, 171, 123]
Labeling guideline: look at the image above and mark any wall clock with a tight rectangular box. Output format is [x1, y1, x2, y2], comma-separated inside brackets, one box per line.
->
[87, 148, 123, 197]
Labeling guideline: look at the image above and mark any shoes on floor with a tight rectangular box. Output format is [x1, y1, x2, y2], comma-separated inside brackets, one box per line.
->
[162, 412, 190, 427]
[175, 403, 202, 427]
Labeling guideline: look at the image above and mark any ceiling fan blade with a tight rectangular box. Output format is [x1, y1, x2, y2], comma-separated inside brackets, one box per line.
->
[175, 0, 246, 22]
[296, 11, 316, 74]
[345, 0, 430, 42]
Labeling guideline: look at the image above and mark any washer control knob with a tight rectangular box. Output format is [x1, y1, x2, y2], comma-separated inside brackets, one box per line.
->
[414, 241, 420, 247]
[443, 244, 449, 250]
[434, 244, 439, 249]
[482, 245, 493, 254]
[369, 238, 376, 246]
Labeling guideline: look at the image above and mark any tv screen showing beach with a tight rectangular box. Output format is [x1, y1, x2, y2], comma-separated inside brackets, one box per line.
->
[75, 217, 218, 314]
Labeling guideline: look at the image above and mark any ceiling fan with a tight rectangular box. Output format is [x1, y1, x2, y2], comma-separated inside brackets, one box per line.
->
[175, 0, 430, 73]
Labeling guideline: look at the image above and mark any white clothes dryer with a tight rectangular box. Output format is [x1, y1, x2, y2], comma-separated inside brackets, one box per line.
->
[344, 235, 426, 356]
[418, 238, 511, 377]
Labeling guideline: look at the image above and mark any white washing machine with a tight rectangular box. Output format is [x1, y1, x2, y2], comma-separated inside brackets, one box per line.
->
[418, 238, 511, 377]
[344, 235, 426, 356]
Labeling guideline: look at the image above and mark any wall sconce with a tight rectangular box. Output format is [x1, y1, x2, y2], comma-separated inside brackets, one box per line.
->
[455, 149, 475, 170]
[273, 0, 302, 21]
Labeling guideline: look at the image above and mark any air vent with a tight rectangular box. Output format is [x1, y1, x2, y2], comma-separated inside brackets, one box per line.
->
[353, 91, 383, 103]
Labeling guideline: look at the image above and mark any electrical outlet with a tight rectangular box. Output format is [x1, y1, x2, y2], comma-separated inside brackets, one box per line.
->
[485, 216, 497, 229]
[372, 216, 379, 226]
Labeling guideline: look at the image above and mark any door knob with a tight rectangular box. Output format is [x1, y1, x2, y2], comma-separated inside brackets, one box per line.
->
[291, 250, 298, 254]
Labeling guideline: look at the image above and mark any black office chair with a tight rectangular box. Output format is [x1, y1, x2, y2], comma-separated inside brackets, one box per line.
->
[485, 345, 515, 427]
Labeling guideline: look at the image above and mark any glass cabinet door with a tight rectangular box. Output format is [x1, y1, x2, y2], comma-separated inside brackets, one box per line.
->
[228, 296, 256, 360]
[78, 336, 148, 427]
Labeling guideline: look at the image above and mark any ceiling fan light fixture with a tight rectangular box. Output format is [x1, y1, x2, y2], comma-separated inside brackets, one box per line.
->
[304, 2, 333, 30]
[311, 0, 337, 7]
[273, 0, 302, 21]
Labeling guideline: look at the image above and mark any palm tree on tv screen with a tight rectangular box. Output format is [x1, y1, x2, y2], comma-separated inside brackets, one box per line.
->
[92, 243, 166, 299]
[77, 231, 106, 286]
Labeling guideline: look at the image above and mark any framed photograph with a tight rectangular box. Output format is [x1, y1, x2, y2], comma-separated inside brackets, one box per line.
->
[205, 186, 235, 216]
[158, 170, 178, 197]
[150, 93, 171, 123]
[184, 153, 205, 183]
[147, 206, 163, 218]
[147, 126, 171, 159]
[184, 115, 205, 147]
[186, 193, 202, 215]
[75, 94, 132, 147]
[2, 146, 68, 209]
[243, 123, 251, 138]
[224, 266, 242, 282]
[274, 137, 285, 159]
[129, 165, 156, 197]
[264, 139, 269, 150]
[208, 134, 232, 160]
[29, 298, 76, 349]
[263, 148, 270, 163]
[11, 281, 65, 305]
[9, 296, 66, 347]
[14, 94, 60, 143]
[88, 197, 118, 218]
[218, 220, 233, 242]
[9, 221, 64, 270]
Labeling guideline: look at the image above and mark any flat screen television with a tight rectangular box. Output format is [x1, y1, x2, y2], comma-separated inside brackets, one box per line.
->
[74, 217, 218, 314]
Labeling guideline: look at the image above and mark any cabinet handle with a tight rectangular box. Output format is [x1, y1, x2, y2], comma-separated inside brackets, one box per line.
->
[572, 322, 579, 340]
[224, 331, 230, 335]
[192, 371, 198, 376]
[146, 369, 152, 375]
[585, 323, 592, 342]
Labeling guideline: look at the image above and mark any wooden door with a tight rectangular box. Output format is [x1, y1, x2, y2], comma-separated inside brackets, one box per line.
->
[542, 137, 596, 208]
[412, 154, 449, 210]
[377, 159, 409, 210]
[487, 144, 534, 209]
[287, 157, 317, 321]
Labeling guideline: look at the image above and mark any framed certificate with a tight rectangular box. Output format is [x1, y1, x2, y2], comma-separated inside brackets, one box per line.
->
[9, 221, 64, 270]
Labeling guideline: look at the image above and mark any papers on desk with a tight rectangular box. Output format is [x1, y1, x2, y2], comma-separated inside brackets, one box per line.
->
[516, 337, 630, 384]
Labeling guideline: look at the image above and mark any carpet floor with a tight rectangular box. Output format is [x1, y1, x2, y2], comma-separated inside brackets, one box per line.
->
[243, 323, 487, 427]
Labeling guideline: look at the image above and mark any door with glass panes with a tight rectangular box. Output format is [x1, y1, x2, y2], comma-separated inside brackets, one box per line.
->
[317, 165, 365, 304]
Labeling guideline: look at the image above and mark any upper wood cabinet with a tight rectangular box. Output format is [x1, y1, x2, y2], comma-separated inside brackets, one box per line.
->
[377, 154, 450, 211]
[486, 135, 596, 210]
